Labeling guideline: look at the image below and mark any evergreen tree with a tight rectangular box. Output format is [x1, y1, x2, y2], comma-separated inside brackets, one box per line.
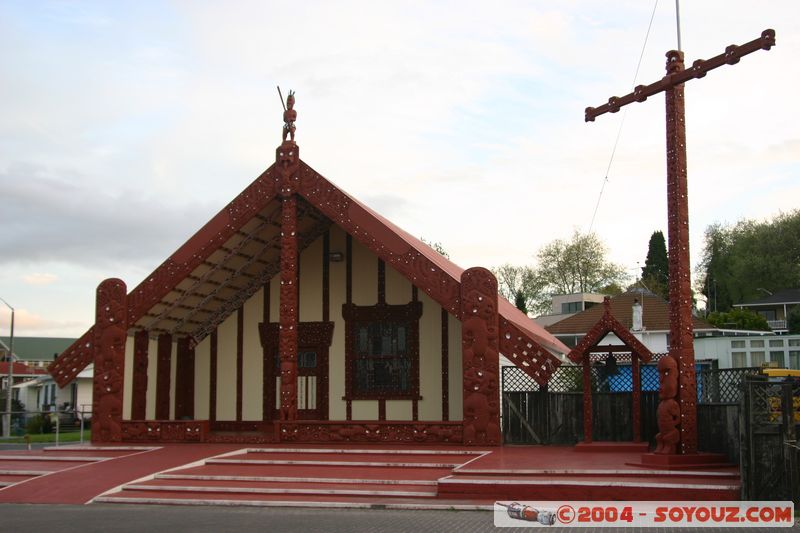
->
[640, 231, 669, 299]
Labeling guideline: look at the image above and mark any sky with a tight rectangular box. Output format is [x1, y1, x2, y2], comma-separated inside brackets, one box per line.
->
[0, 1, 798, 338]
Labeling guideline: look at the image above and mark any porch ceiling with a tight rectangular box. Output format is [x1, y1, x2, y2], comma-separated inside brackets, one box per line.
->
[131, 197, 330, 343]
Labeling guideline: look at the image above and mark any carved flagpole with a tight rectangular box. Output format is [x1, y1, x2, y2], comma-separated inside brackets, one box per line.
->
[585, 30, 775, 454]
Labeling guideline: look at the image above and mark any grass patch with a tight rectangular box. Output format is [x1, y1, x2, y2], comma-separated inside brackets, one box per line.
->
[4, 430, 91, 444]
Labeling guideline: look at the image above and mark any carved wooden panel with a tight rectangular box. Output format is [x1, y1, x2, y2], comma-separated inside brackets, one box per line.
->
[277, 421, 463, 444]
[92, 278, 127, 443]
[460, 267, 501, 446]
[121, 420, 208, 442]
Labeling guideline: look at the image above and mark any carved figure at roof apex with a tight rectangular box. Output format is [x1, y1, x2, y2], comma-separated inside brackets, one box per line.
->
[282, 90, 297, 143]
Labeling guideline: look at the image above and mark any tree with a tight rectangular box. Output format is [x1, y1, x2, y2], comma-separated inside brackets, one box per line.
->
[536, 230, 627, 295]
[697, 210, 800, 311]
[420, 238, 449, 259]
[640, 230, 669, 300]
[706, 308, 770, 331]
[492, 264, 549, 316]
[788, 306, 800, 334]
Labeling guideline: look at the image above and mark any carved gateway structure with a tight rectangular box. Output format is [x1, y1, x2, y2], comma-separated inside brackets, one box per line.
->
[49, 98, 568, 445]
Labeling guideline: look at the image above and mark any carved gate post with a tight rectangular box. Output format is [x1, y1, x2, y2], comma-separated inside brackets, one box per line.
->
[460, 268, 501, 446]
[92, 278, 127, 443]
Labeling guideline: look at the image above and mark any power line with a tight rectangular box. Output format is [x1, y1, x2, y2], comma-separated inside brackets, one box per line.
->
[587, 0, 660, 233]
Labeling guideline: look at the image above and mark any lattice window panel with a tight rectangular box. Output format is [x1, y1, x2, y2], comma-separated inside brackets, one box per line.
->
[697, 367, 760, 404]
[502, 366, 540, 392]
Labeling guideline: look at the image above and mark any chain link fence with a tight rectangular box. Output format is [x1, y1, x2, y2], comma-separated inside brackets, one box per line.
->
[0, 408, 91, 446]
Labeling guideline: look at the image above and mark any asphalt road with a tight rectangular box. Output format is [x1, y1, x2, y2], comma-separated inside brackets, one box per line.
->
[1, 503, 798, 533]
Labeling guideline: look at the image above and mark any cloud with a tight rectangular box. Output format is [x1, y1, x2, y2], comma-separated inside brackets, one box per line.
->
[0, 164, 219, 269]
[1, 307, 85, 336]
[22, 273, 58, 286]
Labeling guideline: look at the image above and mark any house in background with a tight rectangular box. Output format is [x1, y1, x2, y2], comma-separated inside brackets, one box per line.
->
[733, 288, 800, 333]
[0, 337, 76, 369]
[534, 293, 606, 328]
[694, 334, 800, 369]
[545, 290, 719, 354]
[14, 364, 93, 416]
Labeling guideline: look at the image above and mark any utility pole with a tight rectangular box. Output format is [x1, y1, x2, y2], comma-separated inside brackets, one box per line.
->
[585, 29, 775, 454]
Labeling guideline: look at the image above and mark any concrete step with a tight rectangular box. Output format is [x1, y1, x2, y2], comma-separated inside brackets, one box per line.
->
[123, 478, 438, 498]
[438, 474, 741, 501]
[95, 489, 493, 510]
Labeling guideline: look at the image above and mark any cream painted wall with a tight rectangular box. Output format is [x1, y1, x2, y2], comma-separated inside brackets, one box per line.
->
[194, 335, 210, 420]
[448, 314, 463, 421]
[123, 336, 134, 420]
[351, 237, 377, 305]
[328, 226, 347, 420]
[300, 238, 323, 322]
[242, 288, 264, 420]
[145, 337, 158, 420]
[215, 311, 237, 420]
[417, 291, 442, 421]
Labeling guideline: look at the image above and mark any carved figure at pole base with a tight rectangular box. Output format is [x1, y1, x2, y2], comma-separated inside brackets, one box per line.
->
[654, 355, 680, 454]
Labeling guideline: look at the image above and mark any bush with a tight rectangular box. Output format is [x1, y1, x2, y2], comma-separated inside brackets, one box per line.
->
[25, 414, 53, 434]
[707, 308, 770, 331]
[788, 306, 800, 334]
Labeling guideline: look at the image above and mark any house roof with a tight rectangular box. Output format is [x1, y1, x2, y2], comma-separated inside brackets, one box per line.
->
[546, 291, 716, 335]
[733, 288, 800, 307]
[0, 337, 76, 362]
[50, 144, 567, 388]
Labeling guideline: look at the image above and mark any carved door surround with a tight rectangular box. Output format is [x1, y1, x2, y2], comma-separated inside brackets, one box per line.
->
[260, 321, 334, 420]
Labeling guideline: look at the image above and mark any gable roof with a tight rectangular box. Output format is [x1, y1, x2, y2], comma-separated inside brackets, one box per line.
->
[0, 337, 76, 362]
[50, 150, 568, 388]
[733, 288, 800, 307]
[546, 291, 716, 335]
[565, 298, 653, 364]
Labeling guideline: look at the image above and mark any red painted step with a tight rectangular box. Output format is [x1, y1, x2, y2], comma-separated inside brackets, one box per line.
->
[169, 463, 452, 481]
[124, 478, 437, 497]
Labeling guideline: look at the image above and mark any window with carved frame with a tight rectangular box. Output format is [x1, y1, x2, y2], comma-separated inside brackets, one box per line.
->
[342, 301, 422, 400]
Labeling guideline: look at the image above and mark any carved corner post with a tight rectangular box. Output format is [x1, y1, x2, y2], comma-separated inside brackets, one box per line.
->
[92, 278, 127, 443]
[277, 139, 300, 422]
[460, 267, 501, 446]
[582, 353, 593, 444]
[665, 50, 697, 454]
[631, 354, 641, 443]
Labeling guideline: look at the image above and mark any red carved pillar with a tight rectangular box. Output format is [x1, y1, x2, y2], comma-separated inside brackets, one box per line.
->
[131, 330, 149, 420]
[632, 354, 641, 443]
[665, 50, 697, 454]
[277, 139, 300, 422]
[460, 267, 500, 446]
[582, 353, 592, 444]
[92, 278, 127, 443]
[155, 333, 172, 420]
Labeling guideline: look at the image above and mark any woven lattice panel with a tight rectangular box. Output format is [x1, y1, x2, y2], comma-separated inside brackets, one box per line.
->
[697, 367, 760, 404]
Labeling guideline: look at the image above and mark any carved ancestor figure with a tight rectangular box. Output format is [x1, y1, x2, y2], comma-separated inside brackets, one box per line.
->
[654, 355, 681, 454]
[282, 90, 297, 142]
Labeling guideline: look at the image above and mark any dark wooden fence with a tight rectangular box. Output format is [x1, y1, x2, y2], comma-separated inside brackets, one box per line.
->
[740, 375, 799, 506]
[502, 365, 759, 464]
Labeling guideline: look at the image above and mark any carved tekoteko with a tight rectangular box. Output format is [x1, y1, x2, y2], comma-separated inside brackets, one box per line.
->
[93, 278, 127, 443]
[460, 267, 501, 446]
